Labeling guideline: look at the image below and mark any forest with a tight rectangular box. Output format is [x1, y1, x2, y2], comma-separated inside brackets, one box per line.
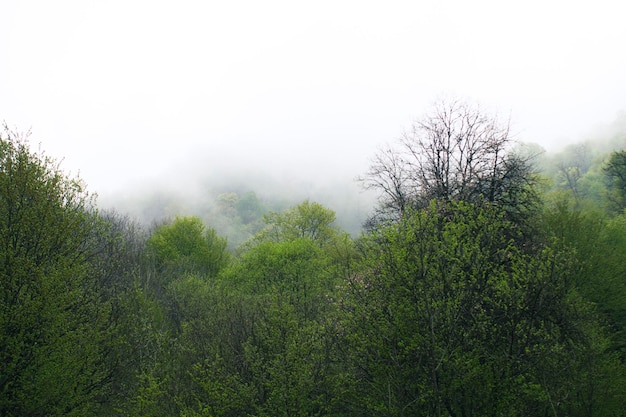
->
[1, 99, 626, 416]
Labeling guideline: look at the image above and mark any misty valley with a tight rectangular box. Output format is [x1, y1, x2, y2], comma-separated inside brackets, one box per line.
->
[2, 100, 626, 416]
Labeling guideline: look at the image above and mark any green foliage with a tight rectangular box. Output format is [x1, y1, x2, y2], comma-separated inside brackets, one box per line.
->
[132, 230, 345, 416]
[538, 140, 626, 212]
[542, 197, 626, 358]
[179, 213, 351, 416]
[0, 126, 109, 415]
[147, 216, 229, 279]
[603, 150, 626, 213]
[343, 201, 604, 416]
[255, 200, 339, 246]
[152, 274, 256, 416]
[4, 120, 626, 416]
[210, 191, 269, 248]
[236, 191, 267, 224]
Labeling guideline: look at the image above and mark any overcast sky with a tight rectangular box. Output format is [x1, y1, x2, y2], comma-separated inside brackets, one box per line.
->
[2, 0, 625, 199]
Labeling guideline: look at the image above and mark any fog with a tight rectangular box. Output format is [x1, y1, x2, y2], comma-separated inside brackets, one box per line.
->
[1, 0, 625, 232]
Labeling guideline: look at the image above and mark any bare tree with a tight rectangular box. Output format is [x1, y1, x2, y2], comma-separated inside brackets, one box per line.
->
[361, 98, 539, 224]
[361, 146, 412, 218]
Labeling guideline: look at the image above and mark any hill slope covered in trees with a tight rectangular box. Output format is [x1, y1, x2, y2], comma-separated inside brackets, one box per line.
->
[2, 104, 626, 416]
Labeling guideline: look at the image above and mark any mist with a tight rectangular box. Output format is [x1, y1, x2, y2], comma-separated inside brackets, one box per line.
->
[96, 143, 378, 245]
[2, 0, 625, 241]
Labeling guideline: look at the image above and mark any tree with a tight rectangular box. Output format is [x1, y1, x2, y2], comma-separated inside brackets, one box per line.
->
[236, 191, 267, 224]
[540, 195, 626, 413]
[253, 200, 339, 247]
[211, 191, 269, 248]
[0, 126, 109, 415]
[554, 144, 592, 201]
[343, 201, 602, 416]
[85, 210, 155, 413]
[179, 202, 356, 416]
[170, 274, 258, 417]
[603, 150, 626, 213]
[360, 98, 539, 225]
[142, 216, 231, 404]
[224, 237, 347, 416]
[146, 216, 229, 282]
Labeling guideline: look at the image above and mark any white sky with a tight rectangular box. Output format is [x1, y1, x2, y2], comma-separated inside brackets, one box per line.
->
[1, 0, 625, 199]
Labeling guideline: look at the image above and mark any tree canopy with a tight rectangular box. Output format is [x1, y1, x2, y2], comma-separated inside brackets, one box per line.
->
[604, 150, 626, 213]
[343, 201, 602, 416]
[0, 126, 109, 415]
[2, 106, 626, 416]
[146, 216, 229, 279]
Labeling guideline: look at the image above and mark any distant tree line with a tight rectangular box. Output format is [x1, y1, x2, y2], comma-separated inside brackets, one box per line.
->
[1, 100, 626, 416]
